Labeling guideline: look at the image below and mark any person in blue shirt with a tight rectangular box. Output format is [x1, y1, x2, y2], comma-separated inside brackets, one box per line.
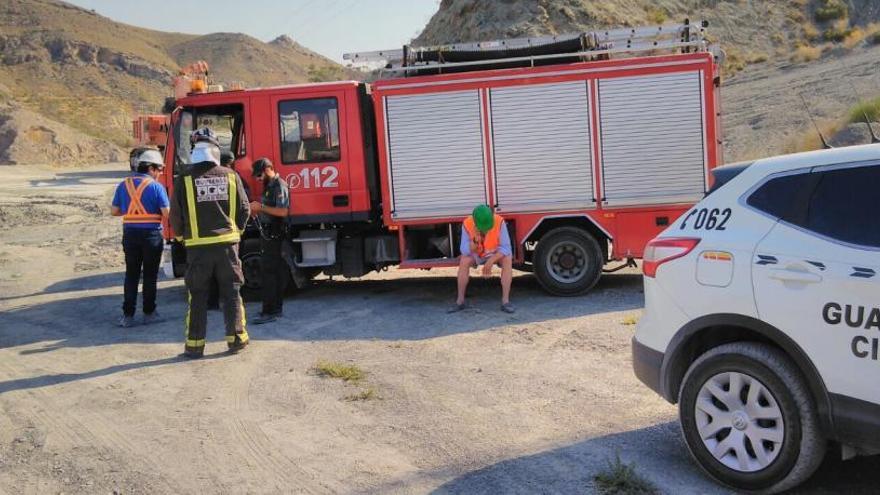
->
[111, 148, 170, 327]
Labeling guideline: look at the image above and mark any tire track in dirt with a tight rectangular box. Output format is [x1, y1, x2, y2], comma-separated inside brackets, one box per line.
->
[224, 351, 337, 494]
[0, 359, 180, 493]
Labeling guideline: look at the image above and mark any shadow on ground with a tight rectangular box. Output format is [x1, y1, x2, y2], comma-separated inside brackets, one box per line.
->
[0, 271, 125, 302]
[28, 169, 127, 188]
[0, 271, 643, 393]
[426, 422, 880, 494]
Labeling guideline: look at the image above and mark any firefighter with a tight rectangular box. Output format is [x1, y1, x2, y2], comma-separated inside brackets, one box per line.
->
[249, 158, 289, 324]
[170, 127, 251, 358]
[207, 150, 247, 310]
[450, 204, 515, 314]
[111, 148, 170, 327]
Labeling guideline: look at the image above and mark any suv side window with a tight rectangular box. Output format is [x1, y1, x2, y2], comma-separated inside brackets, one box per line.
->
[803, 164, 880, 248]
[746, 172, 813, 221]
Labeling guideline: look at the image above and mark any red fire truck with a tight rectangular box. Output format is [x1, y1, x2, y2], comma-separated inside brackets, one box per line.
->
[132, 114, 170, 149]
[161, 21, 722, 296]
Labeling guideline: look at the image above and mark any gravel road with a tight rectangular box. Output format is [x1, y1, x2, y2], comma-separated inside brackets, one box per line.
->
[0, 164, 876, 494]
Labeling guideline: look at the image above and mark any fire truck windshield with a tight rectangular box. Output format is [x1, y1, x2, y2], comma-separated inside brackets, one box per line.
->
[174, 104, 244, 171]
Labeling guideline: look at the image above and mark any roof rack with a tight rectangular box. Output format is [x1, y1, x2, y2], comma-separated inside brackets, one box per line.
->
[344, 19, 711, 75]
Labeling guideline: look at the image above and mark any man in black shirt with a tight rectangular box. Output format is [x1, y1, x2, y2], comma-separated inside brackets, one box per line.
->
[249, 158, 289, 324]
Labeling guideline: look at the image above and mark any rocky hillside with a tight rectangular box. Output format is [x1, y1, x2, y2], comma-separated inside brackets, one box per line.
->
[416, 0, 880, 160]
[0, 0, 346, 165]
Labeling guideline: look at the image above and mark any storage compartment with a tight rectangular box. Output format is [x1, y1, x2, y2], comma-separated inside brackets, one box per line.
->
[365, 235, 400, 264]
[402, 223, 461, 262]
[292, 230, 337, 267]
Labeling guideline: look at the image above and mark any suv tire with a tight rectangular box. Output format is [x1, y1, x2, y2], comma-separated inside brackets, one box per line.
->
[533, 227, 603, 296]
[678, 342, 825, 494]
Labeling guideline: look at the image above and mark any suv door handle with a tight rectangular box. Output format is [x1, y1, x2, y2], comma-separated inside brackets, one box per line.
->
[768, 268, 822, 284]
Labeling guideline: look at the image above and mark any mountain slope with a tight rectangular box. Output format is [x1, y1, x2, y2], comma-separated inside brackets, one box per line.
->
[0, 0, 346, 164]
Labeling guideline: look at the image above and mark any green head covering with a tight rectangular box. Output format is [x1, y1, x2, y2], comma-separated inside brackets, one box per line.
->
[472, 204, 494, 233]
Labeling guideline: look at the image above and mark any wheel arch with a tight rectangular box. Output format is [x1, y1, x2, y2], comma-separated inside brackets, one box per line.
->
[660, 313, 834, 435]
[522, 215, 611, 263]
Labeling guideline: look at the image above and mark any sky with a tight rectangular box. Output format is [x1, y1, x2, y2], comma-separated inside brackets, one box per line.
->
[65, 0, 441, 63]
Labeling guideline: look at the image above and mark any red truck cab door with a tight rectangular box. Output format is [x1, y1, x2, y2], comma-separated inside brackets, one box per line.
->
[257, 86, 368, 223]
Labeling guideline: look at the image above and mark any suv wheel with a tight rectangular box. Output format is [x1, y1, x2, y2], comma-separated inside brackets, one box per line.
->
[533, 227, 603, 296]
[679, 343, 825, 493]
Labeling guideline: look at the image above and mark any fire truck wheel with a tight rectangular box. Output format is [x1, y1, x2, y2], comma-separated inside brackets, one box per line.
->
[533, 227, 603, 296]
[239, 238, 263, 302]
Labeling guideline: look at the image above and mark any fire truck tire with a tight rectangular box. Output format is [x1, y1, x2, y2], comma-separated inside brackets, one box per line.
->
[239, 238, 263, 302]
[533, 227, 603, 296]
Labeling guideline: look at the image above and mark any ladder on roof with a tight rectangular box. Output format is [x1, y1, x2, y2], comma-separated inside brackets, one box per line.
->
[343, 19, 711, 74]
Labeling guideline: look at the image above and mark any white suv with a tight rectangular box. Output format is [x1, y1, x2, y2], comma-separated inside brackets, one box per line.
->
[632, 144, 880, 493]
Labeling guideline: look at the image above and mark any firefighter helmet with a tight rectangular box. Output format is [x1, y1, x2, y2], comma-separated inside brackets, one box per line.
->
[190, 127, 220, 148]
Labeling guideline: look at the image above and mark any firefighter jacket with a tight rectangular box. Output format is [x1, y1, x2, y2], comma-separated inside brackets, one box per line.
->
[170, 161, 250, 248]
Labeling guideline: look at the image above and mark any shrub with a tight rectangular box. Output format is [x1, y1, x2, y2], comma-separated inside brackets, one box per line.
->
[843, 28, 866, 49]
[848, 97, 880, 124]
[815, 0, 848, 22]
[594, 454, 657, 495]
[791, 45, 822, 63]
[645, 7, 667, 25]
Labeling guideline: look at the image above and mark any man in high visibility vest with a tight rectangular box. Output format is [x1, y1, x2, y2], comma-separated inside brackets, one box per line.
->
[111, 148, 170, 328]
[169, 127, 251, 358]
[451, 204, 515, 314]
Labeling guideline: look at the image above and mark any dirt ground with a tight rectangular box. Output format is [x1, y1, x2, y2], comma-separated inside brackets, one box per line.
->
[0, 164, 877, 494]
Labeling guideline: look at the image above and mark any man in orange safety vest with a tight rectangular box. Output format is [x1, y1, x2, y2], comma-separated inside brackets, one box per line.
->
[111, 148, 170, 327]
[450, 204, 515, 314]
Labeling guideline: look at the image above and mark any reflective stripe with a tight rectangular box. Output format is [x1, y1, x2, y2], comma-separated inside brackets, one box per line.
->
[226, 331, 250, 344]
[185, 339, 205, 348]
[228, 173, 237, 226]
[123, 177, 162, 224]
[185, 291, 192, 338]
[182, 174, 241, 247]
[240, 299, 247, 333]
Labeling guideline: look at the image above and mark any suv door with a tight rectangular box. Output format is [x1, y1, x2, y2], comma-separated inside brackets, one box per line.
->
[751, 162, 880, 406]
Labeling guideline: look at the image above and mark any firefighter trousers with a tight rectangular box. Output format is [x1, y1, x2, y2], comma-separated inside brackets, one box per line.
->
[184, 243, 248, 354]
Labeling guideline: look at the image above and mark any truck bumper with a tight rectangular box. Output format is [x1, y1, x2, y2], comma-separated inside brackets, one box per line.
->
[632, 336, 665, 399]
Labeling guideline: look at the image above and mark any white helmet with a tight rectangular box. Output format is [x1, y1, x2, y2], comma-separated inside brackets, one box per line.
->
[137, 149, 164, 168]
[129, 147, 163, 171]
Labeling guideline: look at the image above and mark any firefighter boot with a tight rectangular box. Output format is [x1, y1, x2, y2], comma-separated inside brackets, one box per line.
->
[227, 331, 249, 353]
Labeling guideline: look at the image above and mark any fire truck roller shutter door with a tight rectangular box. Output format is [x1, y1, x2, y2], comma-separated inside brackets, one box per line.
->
[490, 81, 595, 212]
[384, 90, 486, 219]
[598, 71, 707, 207]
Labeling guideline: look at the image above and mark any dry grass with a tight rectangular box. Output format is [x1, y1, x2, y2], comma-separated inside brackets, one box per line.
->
[791, 44, 822, 63]
[645, 7, 667, 25]
[594, 453, 657, 495]
[802, 22, 821, 42]
[842, 28, 866, 48]
[783, 119, 843, 153]
[621, 315, 639, 326]
[345, 387, 380, 401]
[313, 361, 366, 382]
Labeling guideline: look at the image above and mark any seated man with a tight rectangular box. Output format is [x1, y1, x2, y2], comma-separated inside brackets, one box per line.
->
[451, 204, 515, 314]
